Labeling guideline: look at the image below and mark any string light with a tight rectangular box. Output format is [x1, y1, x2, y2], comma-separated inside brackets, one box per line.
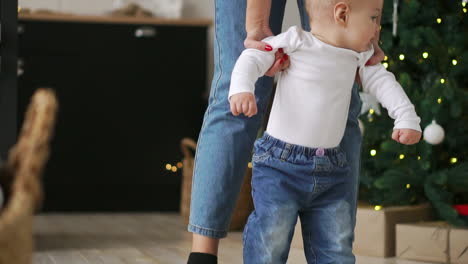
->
[399, 154, 405, 160]
[370, 149, 377, 156]
[177, 162, 183, 168]
[383, 62, 389, 69]
[248, 162, 253, 168]
[422, 52, 429, 59]
[463, 1, 467, 7]
[369, 109, 375, 114]
[406, 184, 411, 189]
[418, 156, 421, 160]
[374, 205, 383, 211]
[437, 97, 443, 104]
[384, 56, 388, 61]
[399, 54, 405, 61]
[450, 157, 458, 164]
[464, 8, 467, 13]
[452, 59, 458, 66]
[171, 166, 177, 172]
[440, 78, 446, 84]
[437, 18, 442, 24]
[166, 164, 172, 170]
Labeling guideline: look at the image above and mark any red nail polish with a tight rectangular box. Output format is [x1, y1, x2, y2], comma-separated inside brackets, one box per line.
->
[279, 48, 284, 53]
[283, 54, 289, 60]
[365, 61, 371, 66]
[280, 59, 285, 64]
[265, 45, 273, 51]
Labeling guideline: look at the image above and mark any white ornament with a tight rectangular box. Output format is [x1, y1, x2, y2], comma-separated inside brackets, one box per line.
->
[360, 92, 382, 116]
[359, 119, 365, 135]
[423, 120, 445, 145]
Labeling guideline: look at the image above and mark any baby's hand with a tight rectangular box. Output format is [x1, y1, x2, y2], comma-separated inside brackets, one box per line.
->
[230, 92, 257, 117]
[392, 129, 422, 145]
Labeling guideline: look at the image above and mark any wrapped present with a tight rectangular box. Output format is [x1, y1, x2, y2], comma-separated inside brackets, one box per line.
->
[397, 221, 468, 264]
[353, 202, 433, 257]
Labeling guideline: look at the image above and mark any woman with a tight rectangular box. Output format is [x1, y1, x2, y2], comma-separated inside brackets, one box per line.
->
[187, 0, 384, 263]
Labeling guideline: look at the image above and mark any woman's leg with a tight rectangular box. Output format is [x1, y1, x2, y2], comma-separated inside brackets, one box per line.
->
[188, 0, 288, 256]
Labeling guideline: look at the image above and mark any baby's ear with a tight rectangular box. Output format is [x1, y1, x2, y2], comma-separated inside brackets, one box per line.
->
[334, 2, 350, 26]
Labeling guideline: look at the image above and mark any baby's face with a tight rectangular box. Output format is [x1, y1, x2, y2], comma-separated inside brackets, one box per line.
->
[345, 0, 383, 52]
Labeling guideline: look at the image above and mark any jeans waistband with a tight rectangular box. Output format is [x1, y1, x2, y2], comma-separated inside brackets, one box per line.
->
[260, 132, 342, 160]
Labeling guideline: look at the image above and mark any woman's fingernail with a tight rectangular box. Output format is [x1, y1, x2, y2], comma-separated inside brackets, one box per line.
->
[279, 48, 284, 53]
[365, 60, 371, 66]
[283, 54, 289, 60]
[280, 59, 285, 64]
[265, 45, 273, 51]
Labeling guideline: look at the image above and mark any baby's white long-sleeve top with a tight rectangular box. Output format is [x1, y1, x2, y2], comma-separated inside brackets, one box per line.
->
[229, 26, 421, 148]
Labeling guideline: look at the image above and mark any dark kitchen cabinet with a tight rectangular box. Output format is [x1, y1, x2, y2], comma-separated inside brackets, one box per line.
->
[18, 14, 210, 211]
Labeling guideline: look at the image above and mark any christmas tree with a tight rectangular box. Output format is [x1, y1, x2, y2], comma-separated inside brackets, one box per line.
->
[359, 0, 468, 226]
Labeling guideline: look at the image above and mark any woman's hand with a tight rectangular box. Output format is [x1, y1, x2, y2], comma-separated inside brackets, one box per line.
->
[357, 31, 385, 83]
[366, 17, 385, 66]
[244, 27, 290, 77]
[244, 26, 274, 52]
[366, 39, 385, 66]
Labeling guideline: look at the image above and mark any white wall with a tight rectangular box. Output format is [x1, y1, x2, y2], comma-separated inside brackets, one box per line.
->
[18, 0, 302, 92]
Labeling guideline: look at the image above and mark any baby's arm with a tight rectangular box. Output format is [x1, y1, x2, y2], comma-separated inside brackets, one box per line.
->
[229, 26, 303, 117]
[359, 65, 422, 145]
[229, 48, 275, 117]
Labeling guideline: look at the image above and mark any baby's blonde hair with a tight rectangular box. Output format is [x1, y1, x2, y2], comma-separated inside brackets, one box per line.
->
[306, 0, 351, 23]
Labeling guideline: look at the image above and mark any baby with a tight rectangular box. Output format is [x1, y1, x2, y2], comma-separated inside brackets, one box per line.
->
[229, 0, 422, 263]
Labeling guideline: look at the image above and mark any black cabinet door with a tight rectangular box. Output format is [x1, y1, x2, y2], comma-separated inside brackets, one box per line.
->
[18, 20, 207, 211]
[0, 0, 18, 159]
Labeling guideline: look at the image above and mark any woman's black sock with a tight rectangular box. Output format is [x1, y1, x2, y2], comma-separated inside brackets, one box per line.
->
[187, 252, 218, 264]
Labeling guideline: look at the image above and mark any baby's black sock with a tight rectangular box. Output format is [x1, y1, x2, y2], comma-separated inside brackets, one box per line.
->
[187, 252, 218, 264]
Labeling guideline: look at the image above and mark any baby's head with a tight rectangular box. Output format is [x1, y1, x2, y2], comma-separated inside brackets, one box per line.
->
[306, 0, 383, 52]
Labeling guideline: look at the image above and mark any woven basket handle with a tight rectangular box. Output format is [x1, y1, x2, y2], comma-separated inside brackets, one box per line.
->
[180, 138, 197, 160]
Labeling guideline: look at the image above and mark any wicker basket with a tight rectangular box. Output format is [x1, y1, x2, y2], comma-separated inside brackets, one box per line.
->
[180, 138, 254, 231]
[0, 89, 58, 264]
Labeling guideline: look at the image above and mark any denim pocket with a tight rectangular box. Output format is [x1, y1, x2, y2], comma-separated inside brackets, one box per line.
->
[252, 150, 270, 163]
[252, 138, 271, 163]
[330, 151, 348, 168]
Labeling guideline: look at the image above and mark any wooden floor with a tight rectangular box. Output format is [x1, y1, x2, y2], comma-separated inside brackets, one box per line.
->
[33, 213, 432, 264]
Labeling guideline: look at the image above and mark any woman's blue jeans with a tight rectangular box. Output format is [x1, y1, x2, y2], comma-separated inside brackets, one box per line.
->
[188, 0, 362, 258]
